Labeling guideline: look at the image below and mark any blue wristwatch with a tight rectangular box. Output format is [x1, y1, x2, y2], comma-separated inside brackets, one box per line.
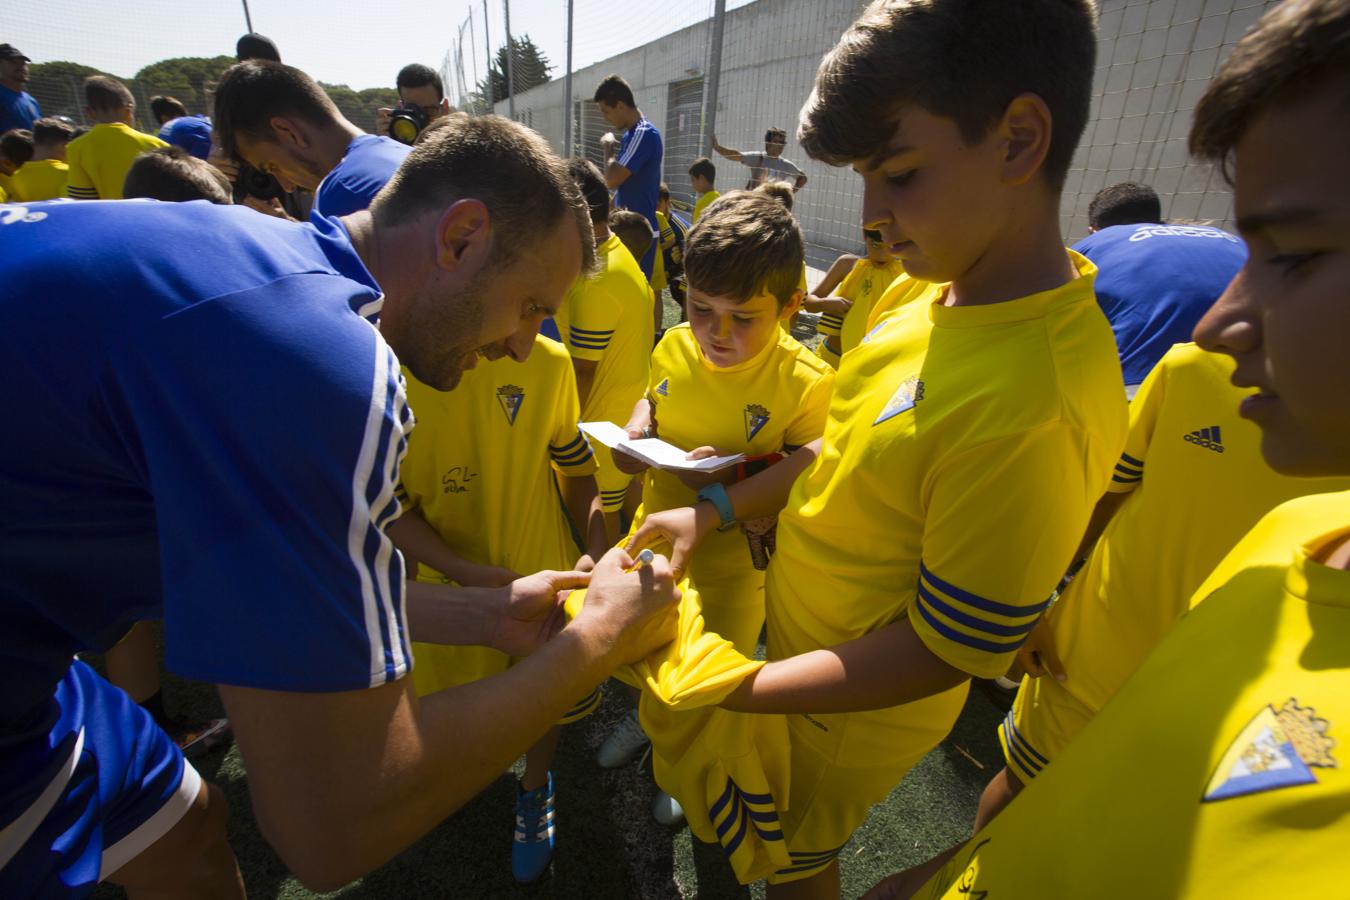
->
[697, 483, 738, 532]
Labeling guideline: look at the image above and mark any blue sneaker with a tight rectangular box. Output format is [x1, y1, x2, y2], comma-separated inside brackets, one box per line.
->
[512, 773, 556, 883]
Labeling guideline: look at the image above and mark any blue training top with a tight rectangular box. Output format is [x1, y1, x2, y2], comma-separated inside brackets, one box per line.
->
[0, 83, 40, 135]
[313, 134, 412, 218]
[1073, 223, 1247, 385]
[614, 117, 662, 227]
[0, 200, 413, 759]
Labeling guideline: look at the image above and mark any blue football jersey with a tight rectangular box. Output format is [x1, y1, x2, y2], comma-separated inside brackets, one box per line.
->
[313, 134, 412, 217]
[0, 200, 413, 757]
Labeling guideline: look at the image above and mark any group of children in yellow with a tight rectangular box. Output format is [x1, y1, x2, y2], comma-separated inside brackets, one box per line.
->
[372, 0, 1350, 897]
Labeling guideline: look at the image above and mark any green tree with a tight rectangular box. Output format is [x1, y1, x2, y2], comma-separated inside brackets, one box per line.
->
[318, 83, 400, 133]
[133, 56, 235, 115]
[479, 34, 552, 105]
[26, 61, 115, 121]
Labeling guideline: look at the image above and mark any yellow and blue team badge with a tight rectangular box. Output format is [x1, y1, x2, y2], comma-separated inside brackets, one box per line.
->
[744, 404, 770, 441]
[875, 376, 924, 425]
[496, 384, 524, 426]
[1203, 699, 1336, 802]
[655, 377, 670, 396]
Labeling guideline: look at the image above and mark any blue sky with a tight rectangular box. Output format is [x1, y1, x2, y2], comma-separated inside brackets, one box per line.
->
[6, 0, 730, 92]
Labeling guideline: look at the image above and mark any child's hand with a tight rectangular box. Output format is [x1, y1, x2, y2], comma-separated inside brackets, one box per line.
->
[612, 425, 652, 475]
[673, 446, 732, 491]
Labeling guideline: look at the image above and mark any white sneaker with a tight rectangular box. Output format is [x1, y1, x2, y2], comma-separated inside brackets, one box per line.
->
[651, 789, 685, 826]
[596, 709, 649, 769]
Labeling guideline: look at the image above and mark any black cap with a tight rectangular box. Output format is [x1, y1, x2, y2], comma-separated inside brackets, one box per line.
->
[235, 33, 281, 63]
[0, 44, 31, 63]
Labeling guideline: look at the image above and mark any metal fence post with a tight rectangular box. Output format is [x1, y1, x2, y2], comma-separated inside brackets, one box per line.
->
[703, 0, 726, 156]
[483, 0, 492, 114]
[503, 0, 516, 119]
[563, 0, 574, 155]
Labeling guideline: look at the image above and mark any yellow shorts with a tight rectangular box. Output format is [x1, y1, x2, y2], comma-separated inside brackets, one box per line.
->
[769, 682, 969, 884]
[410, 642, 601, 725]
[998, 672, 1095, 784]
[593, 450, 635, 513]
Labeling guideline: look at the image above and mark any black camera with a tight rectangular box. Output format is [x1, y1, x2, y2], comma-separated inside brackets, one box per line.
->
[388, 101, 426, 145]
[233, 162, 284, 205]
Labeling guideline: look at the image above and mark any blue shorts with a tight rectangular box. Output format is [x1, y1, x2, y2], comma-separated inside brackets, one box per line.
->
[0, 660, 200, 897]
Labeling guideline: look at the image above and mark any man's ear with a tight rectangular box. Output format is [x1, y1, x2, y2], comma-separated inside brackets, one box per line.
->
[997, 93, 1053, 187]
[269, 116, 311, 151]
[434, 198, 492, 274]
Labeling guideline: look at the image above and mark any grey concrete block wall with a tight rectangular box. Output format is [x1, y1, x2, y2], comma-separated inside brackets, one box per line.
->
[493, 0, 1269, 263]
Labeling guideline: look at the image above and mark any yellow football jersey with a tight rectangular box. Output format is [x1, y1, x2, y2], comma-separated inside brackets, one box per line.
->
[815, 258, 908, 364]
[9, 159, 69, 202]
[399, 337, 597, 696]
[1042, 343, 1350, 718]
[924, 490, 1350, 899]
[864, 271, 945, 335]
[66, 122, 167, 200]
[553, 232, 653, 424]
[0, 172, 12, 201]
[765, 250, 1126, 767]
[635, 323, 834, 650]
[692, 190, 720, 223]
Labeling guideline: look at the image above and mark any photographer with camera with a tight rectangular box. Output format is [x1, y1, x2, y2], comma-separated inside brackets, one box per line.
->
[211, 60, 411, 218]
[376, 64, 451, 146]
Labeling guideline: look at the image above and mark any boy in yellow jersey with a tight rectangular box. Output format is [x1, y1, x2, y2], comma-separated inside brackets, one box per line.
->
[609, 208, 664, 335]
[655, 184, 690, 312]
[553, 158, 655, 541]
[0, 127, 31, 199]
[597, 190, 835, 824]
[387, 335, 609, 884]
[689, 156, 719, 222]
[628, 2, 1122, 895]
[66, 75, 167, 199]
[893, 3, 1350, 898]
[806, 228, 906, 367]
[9, 117, 73, 201]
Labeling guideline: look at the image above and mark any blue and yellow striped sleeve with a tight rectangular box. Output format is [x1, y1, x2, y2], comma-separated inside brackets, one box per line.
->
[549, 429, 596, 474]
[815, 312, 845, 339]
[1109, 346, 1168, 493]
[912, 423, 1096, 678]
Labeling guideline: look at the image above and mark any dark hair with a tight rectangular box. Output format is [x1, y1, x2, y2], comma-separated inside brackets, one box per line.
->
[569, 157, 610, 224]
[756, 180, 795, 212]
[213, 60, 339, 157]
[1088, 182, 1162, 230]
[799, 0, 1097, 188]
[236, 33, 282, 63]
[84, 75, 134, 112]
[685, 191, 804, 308]
[123, 146, 232, 204]
[658, 182, 671, 202]
[1191, 0, 1350, 184]
[593, 74, 636, 108]
[397, 63, 444, 101]
[0, 129, 33, 165]
[371, 114, 595, 276]
[688, 156, 716, 184]
[765, 127, 787, 144]
[150, 95, 189, 123]
[610, 209, 655, 260]
[32, 117, 75, 145]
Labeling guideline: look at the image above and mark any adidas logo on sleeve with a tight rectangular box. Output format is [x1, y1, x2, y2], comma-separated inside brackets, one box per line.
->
[1184, 426, 1226, 453]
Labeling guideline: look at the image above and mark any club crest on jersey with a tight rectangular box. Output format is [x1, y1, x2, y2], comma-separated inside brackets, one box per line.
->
[875, 376, 925, 425]
[496, 384, 524, 426]
[1203, 699, 1336, 802]
[655, 378, 670, 397]
[744, 404, 770, 442]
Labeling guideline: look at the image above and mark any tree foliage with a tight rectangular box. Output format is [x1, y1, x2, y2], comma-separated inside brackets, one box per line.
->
[479, 34, 552, 105]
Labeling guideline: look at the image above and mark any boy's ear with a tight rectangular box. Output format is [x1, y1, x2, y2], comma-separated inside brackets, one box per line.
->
[781, 288, 804, 318]
[997, 93, 1053, 187]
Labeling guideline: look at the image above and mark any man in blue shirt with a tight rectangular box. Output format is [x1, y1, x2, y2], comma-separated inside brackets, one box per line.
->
[595, 74, 663, 279]
[211, 59, 411, 216]
[0, 114, 679, 897]
[0, 44, 41, 134]
[1073, 182, 1247, 396]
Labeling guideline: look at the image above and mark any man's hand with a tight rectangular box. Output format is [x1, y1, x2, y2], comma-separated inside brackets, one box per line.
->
[375, 107, 392, 137]
[570, 547, 680, 666]
[625, 502, 718, 577]
[460, 562, 522, 589]
[1014, 613, 1066, 682]
[574, 554, 597, 573]
[490, 570, 590, 657]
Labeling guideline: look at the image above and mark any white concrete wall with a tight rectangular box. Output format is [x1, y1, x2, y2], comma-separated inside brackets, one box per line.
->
[499, 0, 1268, 261]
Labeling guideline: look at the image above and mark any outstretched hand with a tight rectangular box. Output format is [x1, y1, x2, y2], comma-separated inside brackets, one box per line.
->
[491, 569, 591, 657]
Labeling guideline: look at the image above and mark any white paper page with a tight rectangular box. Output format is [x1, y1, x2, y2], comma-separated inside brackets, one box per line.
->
[578, 421, 632, 449]
[621, 439, 743, 472]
